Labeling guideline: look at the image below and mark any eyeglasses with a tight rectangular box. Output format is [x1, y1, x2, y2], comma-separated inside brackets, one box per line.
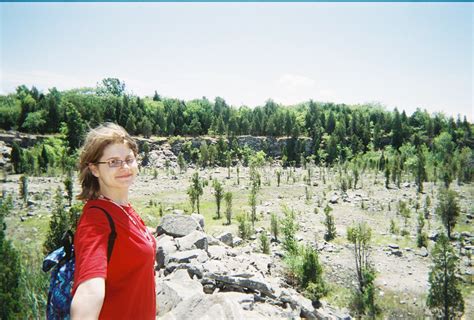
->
[94, 158, 136, 168]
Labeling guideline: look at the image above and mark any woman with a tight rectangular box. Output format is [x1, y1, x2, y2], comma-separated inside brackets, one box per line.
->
[71, 123, 156, 319]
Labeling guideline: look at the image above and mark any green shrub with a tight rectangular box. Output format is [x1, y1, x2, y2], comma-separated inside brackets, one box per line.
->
[259, 232, 270, 254]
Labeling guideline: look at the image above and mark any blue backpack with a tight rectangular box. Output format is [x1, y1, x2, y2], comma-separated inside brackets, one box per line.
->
[42, 206, 116, 320]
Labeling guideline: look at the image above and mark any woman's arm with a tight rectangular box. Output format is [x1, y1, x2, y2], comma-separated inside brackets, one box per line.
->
[71, 277, 105, 320]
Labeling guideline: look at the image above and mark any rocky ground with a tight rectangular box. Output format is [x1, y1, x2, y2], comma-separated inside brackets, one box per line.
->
[1, 141, 473, 318]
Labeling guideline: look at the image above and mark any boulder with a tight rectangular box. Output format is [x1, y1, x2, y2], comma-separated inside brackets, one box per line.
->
[218, 232, 233, 247]
[176, 230, 208, 251]
[169, 249, 209, 264]
[329, 195, 339, 204]
[156, 269, 204, 316]
[159, 292, 266, 320]
[191, 213, 205, 229]
[157, 214, 203, 238]
[279, 288, 316, 319]
[208, 246, 228, 260]
[156, 234, 178, 269]
[205, 273, 275, 298]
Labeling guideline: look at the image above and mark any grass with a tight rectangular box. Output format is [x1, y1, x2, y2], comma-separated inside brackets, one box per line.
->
[324, 281, 427, 319]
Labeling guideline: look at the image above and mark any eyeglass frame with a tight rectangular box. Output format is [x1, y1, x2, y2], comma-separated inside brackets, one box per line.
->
[93, 157, 137, 168]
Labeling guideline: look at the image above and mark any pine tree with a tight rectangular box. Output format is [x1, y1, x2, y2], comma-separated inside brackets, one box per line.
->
[177, 153, 186, 173]
[416, 212, 428, 248]
[10, 142, 23, 174]
[301, 245, 327, 302]
[187, 172, 203, 214]
[415, 147, 427, 193]
[224, 191, 233, 225]
[324, 205, 337, 241]
[212, 179, 224, 219]
[271, 212, 279, 241]
[427, 233, 464, 319]
[43, 187, 72, 254]
[64, 103, 86, 152]
[436, 188, 460, 239]
[19, 175, 28, 205]
[259, 232, 270, 254]
[64, 172, 74, 206]
[281, 206, 298, 255]
[0, 196, 23, 318]
[347, 222, 379, 317]
[248, 183, 258, 228]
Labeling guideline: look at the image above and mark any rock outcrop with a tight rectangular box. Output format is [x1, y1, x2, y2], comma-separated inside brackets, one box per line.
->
[155, 214, 351, 320]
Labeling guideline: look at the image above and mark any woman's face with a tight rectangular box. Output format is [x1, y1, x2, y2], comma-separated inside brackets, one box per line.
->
[89, 143, 138, 192]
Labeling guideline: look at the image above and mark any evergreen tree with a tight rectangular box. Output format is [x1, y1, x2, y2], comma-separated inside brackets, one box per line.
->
[153, 90, 161, 101]
[259, 232, 270, 254]
[324, 205, 337, 241]
[64, 103, 86, 152]
[415, 147, 427, 193]
[391, 108, 403, 149]
[187, 172, 203, 214]
[281, 206, 298, 255]
[224, 191, 233, 225]
[436, 188, 460, 239]
[248, 183, 258, 228]
[177, 153, 186, 173]
[347, 222, 379, 318]
[43, 187, 72, 254]
[125, 114, 137, 135]
[0, 195, 23, 318]
[212, 179, 224, 219]
[19, 175, 28, 205]
[10, 141, 23, 174]
[416, 212, 428, 248]
[64, 172, 74, 206]
[427, 233, 464, 319]
[271, 212, 279, 242]
[38, 144, 50, 173]
[301, 246, 327, 302]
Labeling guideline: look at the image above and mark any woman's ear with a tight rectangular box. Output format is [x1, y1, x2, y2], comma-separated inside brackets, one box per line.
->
[88, 163, 100, 178]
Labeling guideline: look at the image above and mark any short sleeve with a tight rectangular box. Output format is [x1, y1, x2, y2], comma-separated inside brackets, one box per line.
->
[73, 207, 111, 292]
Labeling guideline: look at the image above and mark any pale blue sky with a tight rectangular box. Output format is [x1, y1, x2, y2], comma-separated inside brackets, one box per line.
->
[1, 3, 472, 120]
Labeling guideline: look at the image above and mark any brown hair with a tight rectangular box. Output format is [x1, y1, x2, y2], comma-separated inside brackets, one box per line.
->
[77, 123, 138, 201]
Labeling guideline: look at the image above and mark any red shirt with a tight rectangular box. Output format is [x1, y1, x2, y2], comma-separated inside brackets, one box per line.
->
[72, 199, 156, 319]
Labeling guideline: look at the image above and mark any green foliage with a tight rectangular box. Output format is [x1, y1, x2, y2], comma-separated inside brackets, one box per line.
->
[436, 187, 460, 239]
[64, 103, 86, 152]
[43, 187, 75, 254]
[416, 211, 428, 248]
[389, 219, 399, 235]
[248, 182, 258, 228]
[259, 232, 270, 254]
[347, 222, 372, 293]
[212, 179, 224, 219]
[96, 77, 126, 96]
[236, 213, 252, 240]
[397, 200, 411, 231]
[11, 141, 23, 174]
[64, 172, 74, 206]
[324, 208, 337, 241]
[427, 233, 464, 319]
[177, 153, 186, 173]
[347, 222, 379, 318]
[224, 191, 232, 225]
[270, 212, 279, 241]
[0, 230, 23, 319]
[19, 175, 28, 204]
[187, 172, 203, 214]
[281, 206, 299, 255]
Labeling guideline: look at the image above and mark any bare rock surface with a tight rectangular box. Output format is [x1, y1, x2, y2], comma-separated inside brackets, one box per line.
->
[155, 214, 350, 320]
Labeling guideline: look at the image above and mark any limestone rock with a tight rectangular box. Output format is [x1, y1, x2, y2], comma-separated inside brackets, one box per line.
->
[157, 214, 203, 238]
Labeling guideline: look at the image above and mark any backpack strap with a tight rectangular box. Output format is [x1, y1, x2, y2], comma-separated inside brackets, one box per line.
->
[90, 206, 117, 263]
